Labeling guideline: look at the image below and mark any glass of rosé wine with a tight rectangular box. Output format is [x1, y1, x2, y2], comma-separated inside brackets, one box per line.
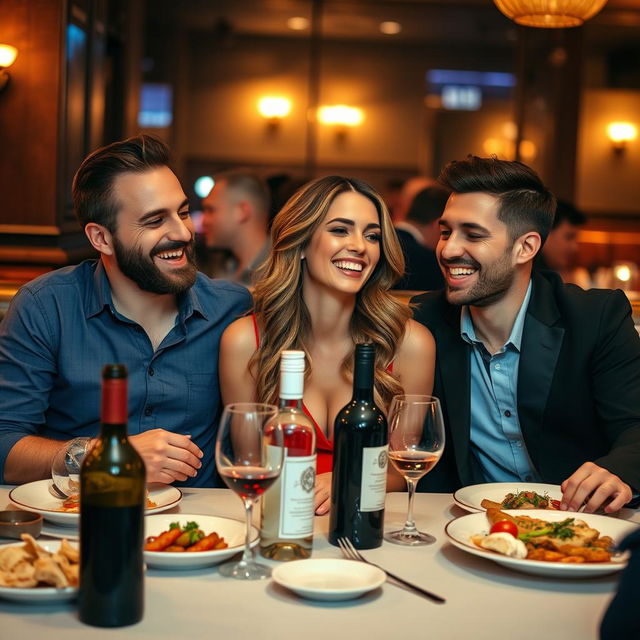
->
[385, 395, 445, 546]
[216, 402, 284, 579]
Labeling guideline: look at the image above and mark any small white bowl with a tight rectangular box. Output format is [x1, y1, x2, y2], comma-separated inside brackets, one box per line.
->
[272, 558, 385, 601]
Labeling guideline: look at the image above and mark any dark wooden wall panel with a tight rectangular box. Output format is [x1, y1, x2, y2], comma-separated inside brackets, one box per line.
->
[0, 0, 64, 230]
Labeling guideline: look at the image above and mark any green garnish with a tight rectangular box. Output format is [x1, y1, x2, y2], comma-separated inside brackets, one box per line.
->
[518, 518, 576, 542]
[550, 518, 575, 540]
[169, 521, 200, 534]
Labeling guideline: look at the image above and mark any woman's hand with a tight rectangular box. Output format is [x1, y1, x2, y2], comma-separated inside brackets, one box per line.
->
[314, 472, 332, 515]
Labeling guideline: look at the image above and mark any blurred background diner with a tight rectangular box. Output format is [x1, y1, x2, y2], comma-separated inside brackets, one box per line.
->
[0, 0, 639, 328]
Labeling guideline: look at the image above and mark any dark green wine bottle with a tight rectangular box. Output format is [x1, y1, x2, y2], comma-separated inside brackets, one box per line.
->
[329, 343, 388, 549]
[79, 364, 145, 627]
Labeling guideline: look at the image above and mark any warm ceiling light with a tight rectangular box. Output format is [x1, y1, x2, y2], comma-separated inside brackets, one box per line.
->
[287, 17, 309, 31]
[257, 96, 292, 120]
[0, 44, 18, 93]
[318, 105, 364, 127]
[614, 264, 632, 282]
[607, 121, 637, 152]
[380, 21, 402, 35]
[493, 0, 608, 28]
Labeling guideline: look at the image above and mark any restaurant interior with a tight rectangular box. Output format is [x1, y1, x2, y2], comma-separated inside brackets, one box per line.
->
[1, 0, 639, 313]
[2, 2, 640, 634]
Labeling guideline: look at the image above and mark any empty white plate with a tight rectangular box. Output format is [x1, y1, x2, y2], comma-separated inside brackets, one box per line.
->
[272, 558, 385, 601]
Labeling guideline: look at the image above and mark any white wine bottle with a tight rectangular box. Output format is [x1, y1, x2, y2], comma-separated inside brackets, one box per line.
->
[329, 343, 388, 549]
[260, 350, 316, 560]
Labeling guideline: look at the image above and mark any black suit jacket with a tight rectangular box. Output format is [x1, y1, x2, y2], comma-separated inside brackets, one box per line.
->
[394, 228, 444, 292]
[411, 271, 640, 493]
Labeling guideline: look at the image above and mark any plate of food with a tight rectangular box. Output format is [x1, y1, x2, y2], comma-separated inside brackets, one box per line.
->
[143, 514, 258, 570]
[0, 535, 79, 602]
[445, 508, 638, 578]
[453, 482, 562, 513]
[9, 480, 182, 527]
[272, 559, 385, 601]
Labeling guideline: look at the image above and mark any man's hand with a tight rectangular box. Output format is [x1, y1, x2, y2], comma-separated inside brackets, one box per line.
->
[560, 462, 632, 513]
[129, 429, 203, 484]
[314, 472, 332, 515]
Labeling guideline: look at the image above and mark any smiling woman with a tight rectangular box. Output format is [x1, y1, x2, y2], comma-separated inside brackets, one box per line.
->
[219, 175, 436, 515]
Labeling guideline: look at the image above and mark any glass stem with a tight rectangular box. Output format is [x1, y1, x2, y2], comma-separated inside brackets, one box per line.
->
[403, 478, 418, 534]
[240, 499, 255, 565]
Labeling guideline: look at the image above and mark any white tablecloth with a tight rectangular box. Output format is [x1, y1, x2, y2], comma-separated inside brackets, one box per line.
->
[1, 486, 638, 640]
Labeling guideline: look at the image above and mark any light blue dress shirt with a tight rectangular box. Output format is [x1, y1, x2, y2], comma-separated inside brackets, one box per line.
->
[460, 281, 541, 483]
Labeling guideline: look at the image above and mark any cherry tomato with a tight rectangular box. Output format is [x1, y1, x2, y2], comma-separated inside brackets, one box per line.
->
[489, 520, 519, 538]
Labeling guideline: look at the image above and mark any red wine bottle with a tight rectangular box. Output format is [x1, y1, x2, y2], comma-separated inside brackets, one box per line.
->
[79, 364, 145, 627]
[329, 343, 388, 549]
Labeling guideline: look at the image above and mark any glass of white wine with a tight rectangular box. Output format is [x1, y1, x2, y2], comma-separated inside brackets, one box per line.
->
[385, 395, 445, 546]
[215, 402, 284, 579]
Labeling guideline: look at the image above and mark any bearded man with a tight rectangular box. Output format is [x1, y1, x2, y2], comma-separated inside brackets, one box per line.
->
[0, 135, 251, 486]
[412, 156, 640, 513]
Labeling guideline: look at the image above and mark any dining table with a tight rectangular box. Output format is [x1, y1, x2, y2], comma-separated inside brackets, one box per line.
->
[1, 485, 638, 640]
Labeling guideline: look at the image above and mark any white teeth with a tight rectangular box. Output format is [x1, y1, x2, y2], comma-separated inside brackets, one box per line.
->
[157, 250, 184, 260]
[333, 260, 363, 272]
[450, 267, 476, 276]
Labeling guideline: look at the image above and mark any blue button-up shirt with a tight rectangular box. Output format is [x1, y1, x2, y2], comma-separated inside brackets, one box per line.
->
[460, 281, 540, 483]
[0, 260, 251, 486]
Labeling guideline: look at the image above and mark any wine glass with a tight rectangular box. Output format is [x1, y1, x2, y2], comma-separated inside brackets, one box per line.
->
[51, 437, 93, 498]
[385, 395, 445, 546]
[215, 402, 283, 579]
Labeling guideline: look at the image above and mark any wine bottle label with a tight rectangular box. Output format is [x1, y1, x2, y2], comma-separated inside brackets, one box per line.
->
[360, 445, 388, 512]
[279, 453, 316, 537]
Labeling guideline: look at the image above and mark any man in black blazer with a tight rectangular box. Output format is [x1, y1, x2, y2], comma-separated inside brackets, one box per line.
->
[412, 156, 640, 513]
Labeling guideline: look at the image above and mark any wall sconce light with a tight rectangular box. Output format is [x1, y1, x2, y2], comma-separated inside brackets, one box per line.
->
[607, 122, 637, 155]
[257, 96, 291, 131]
[318, 105, 364, 140]
[0, 44, 18, 93]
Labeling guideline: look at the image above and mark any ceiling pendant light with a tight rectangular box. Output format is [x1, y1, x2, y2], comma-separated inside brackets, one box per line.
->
[493, 0, 608, 28]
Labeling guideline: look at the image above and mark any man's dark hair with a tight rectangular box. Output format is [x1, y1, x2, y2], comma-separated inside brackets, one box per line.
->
[215, 169, 270, 218]
[406, 185, 451, 225]
[438, 155, 556, 244]
[553, 199, 586, 230]
[72, 135, 171, 232]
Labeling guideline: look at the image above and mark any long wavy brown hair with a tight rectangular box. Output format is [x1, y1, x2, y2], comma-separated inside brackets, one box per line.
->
[250, 175, 410, 409]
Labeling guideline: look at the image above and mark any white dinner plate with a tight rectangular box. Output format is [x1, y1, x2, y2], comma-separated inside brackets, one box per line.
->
[9, 480, 182, 527]
[272, 559, 386, 601]
[0, 540, 78, 603]
[143, 514, 258, 570]
[453, 482, 562, 513]
[445, 509, 638, 578]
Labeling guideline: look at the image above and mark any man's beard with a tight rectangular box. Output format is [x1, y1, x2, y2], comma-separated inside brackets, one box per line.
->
[112, 235, 198, 295]
[442, 249, 515, 308]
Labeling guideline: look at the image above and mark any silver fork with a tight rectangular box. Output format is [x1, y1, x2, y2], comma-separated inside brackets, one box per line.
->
[337, 537, 445, 604]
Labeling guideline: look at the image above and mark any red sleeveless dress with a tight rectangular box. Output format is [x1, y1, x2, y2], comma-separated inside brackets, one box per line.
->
[250, 314, 392, 474]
